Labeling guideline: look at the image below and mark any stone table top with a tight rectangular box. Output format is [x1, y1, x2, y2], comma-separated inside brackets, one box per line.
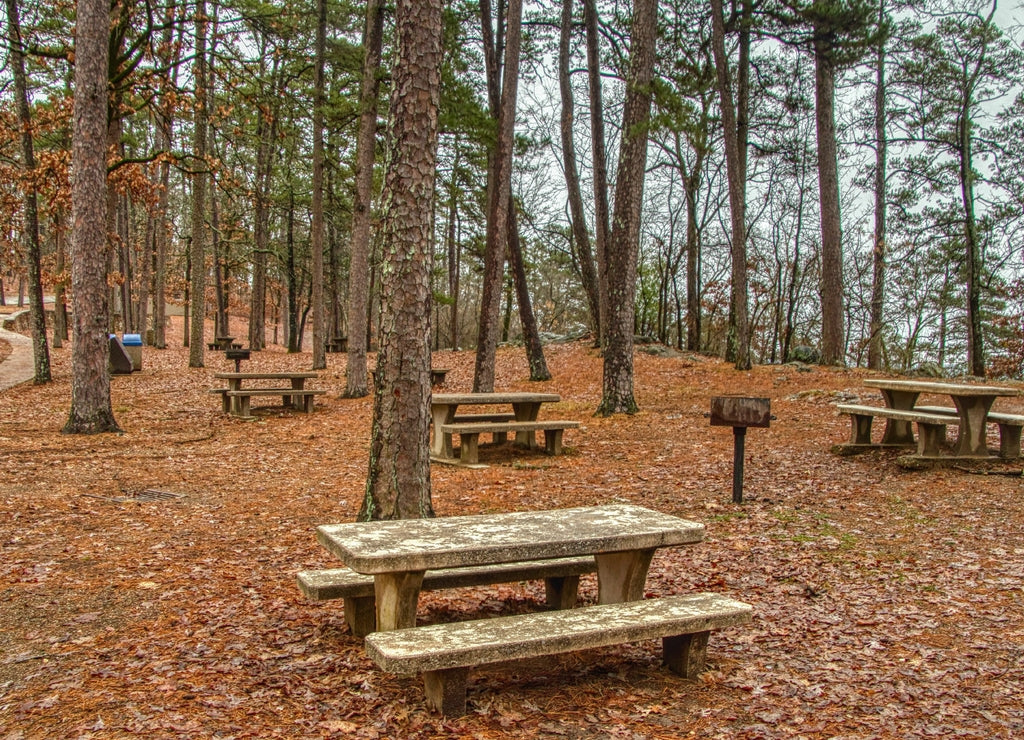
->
[316, 504, 704, 574]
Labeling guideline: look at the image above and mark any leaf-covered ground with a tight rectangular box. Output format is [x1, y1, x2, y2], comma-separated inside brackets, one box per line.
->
[1, 320, 1023, 739]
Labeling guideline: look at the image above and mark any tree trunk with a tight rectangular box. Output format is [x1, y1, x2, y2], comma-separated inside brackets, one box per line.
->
[960, 104, 984, 377]
[473, 0, 523, 393]
[53, 210, 68, 346]
[360, 0, 443, 522]
[211, 170, 227, 337]
[188, 0, 209, 367]
[597, 0, 657, 416]
[6, 0, 51, 383]
[507, 197, 550, 380]
[710, 0, 751, 371]
[345, 0, 385, 396]
[151, 2, 180, 350]
[446, 143, 462, 350]
[64, 0, 120, 433]
[310, 0, 327, 370]
[249, 54, 282, 351]
[559, 0, 600, 338]
[815, 39, 845, 366]
[868, 2, 887, 370]
[584, 0, 611, 346]
[684, 157, 702, 352]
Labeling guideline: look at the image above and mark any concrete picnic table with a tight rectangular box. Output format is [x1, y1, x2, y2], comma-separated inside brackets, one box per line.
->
[862, 378, 1020, 457]
[430, 391, 561, 457]
[213, 371, 319, 417]
[315, 504, 705, 632]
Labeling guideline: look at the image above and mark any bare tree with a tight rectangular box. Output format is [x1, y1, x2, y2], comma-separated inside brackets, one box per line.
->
[188, 0, 209, 367]
[558, 0, 601, 339]
[597, 0, 658, 416]
[5, 0, 51, 383]
[310, 0, 328, 370]
[345, 0, 385, 397]
[473, 0, 524, 393]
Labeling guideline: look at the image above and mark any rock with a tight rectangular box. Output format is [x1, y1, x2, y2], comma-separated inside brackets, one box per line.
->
[788, 345, 820, 364]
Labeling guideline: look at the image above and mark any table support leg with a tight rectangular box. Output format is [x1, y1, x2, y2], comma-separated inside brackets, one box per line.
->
[423, 667, 468, 716]
[879, 389, 919, 445]
[513, 402, 541, 449]
[544, 575, 581, 610]
[430, 405, 455, 458]
[663, 631, 710, 678]
[374, 571, 425, 632]
[953, 396, 995, 457]
[595, 549, 655, 604]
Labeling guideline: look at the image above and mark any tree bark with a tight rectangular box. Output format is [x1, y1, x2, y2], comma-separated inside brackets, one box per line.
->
[815, 38, 845, 366]
[6, 0, 51, 383]
[360, 0, 443, 522]
[64, 0, 120, 433]
[473, 0, 523, 393]
[345, 0, 385, 396]
[310, 0, 328, 370]
[710, 0, 751, 370]
[507, 197, 550, 381]
[249, 53, 282, 351]
[961, 103, 984, 377]
[559, 0, 600, 339]
[868, 2, 887, 371]
[188, 0, 208, 367]
[584, 0, 611, 346]
[597, 0, 657, 416]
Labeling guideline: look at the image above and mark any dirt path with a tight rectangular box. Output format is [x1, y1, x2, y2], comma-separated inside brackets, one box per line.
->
[0, 326, 34, 391]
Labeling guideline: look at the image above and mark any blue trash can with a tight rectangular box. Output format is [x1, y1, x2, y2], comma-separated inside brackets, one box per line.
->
[122, 333, 142, 371]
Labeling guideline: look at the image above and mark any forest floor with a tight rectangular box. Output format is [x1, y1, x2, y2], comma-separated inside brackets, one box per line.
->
[1, 317, 1023, 739]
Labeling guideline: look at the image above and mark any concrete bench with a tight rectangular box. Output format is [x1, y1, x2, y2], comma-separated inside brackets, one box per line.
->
[297, 556, 597, 637]
[915, 406, 1024, 459]
[226, 388, 325, 417]
[209, 387, 231, 413]
[448, 413, 517, 444]
[836, 404, 958, 457]
[364, 592, 752, 716]
[439, 420, 580, 463]
[430, 368, 449, 386]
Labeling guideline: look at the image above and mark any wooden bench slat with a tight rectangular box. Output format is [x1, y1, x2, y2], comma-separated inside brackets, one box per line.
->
[364, 593, 752, 715]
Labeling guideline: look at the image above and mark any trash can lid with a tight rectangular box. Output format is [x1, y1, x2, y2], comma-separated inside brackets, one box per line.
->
[122, 333, 143, 346]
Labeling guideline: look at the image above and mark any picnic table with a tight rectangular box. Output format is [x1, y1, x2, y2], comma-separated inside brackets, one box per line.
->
[315, 503, 704, 631]
[208, 335, 239, 350]
[311, 504, 750, 715]
[861, 378, 1020, 457]
[430, 391, 571, 462]
[212, 371, 322, 418]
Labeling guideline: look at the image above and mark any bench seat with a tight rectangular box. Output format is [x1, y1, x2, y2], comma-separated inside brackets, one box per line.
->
[225, 388, 325, 416]
[915, 406, 1024, 458]
[364, 592, 752, 716]
[439, 420, 580, 463]
[836, 404, 958, 456]
[297, 556, 597, 637]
